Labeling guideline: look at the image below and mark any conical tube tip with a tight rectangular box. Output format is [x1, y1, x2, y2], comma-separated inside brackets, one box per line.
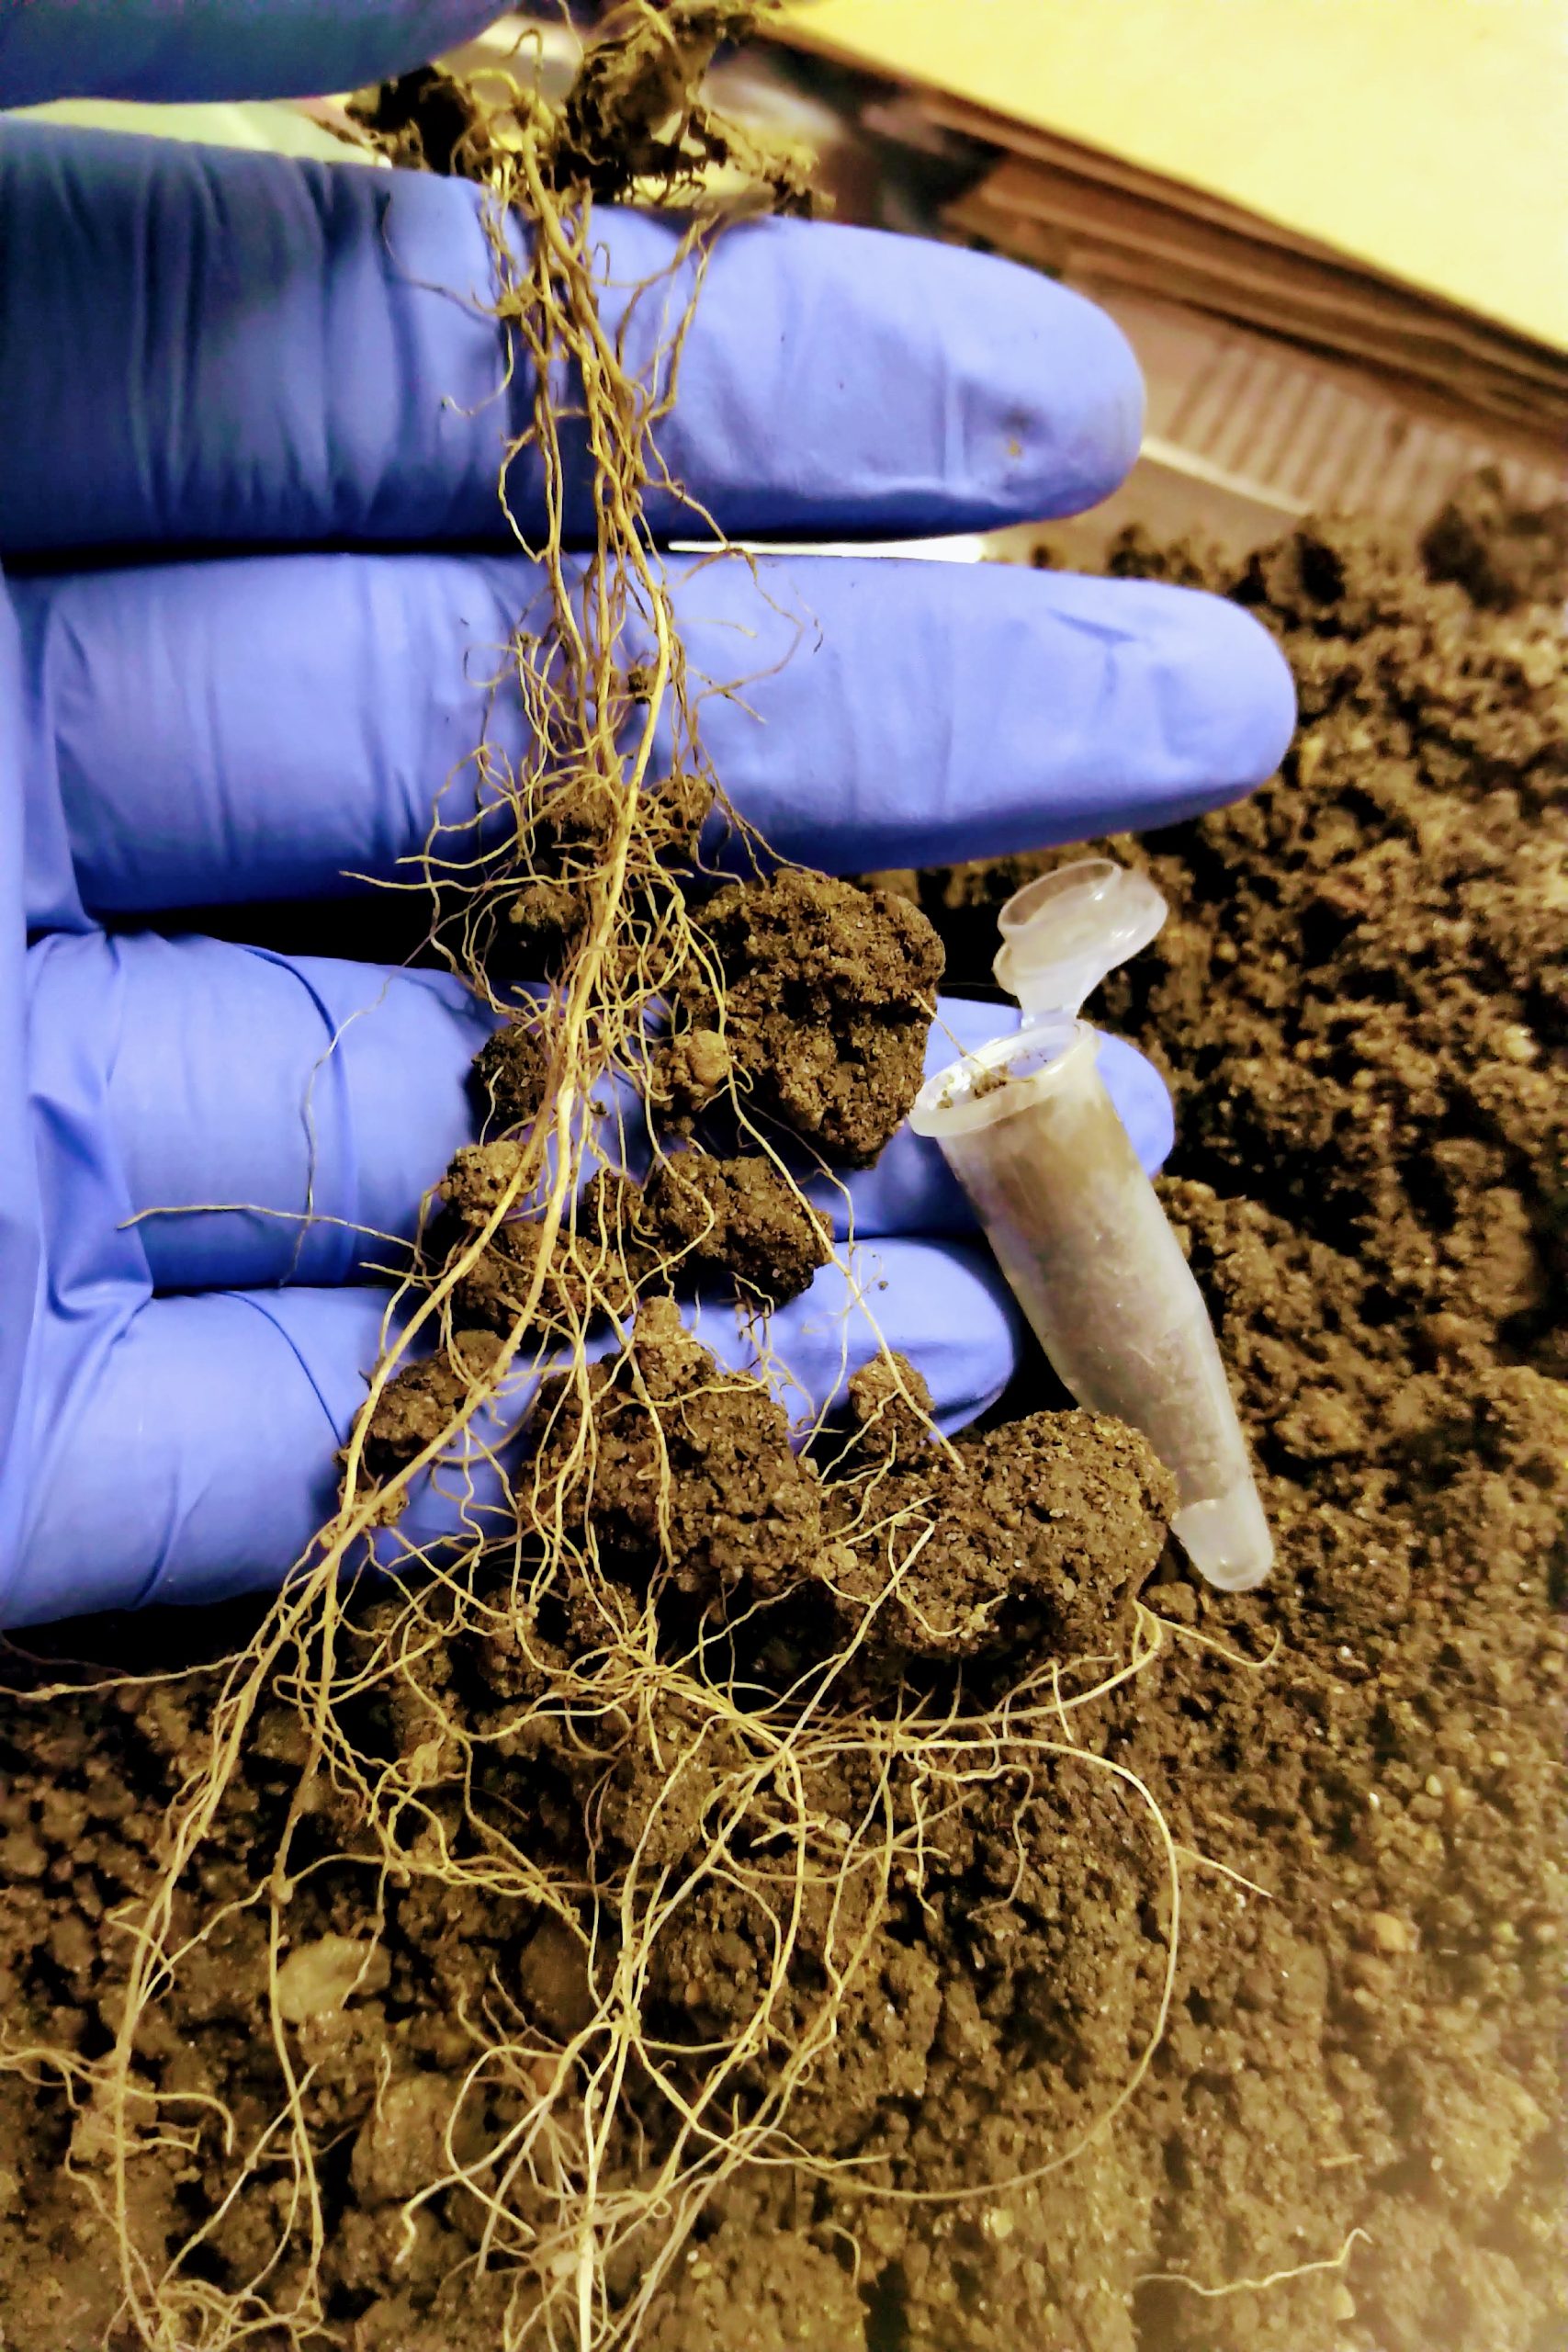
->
[1170, 1482, 1275, 1592]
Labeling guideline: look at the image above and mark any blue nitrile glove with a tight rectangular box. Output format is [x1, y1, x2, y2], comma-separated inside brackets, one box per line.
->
[0, 11, 1295, 1627]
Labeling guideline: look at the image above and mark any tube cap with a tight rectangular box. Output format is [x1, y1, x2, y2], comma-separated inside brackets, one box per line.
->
[994, 858, 1168, 1023]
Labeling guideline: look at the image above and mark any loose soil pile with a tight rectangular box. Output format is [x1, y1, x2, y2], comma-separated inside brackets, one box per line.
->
[2, 492, 1561, 2347]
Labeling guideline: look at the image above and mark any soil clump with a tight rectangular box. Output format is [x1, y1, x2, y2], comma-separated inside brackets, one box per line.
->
[660, 869, 946, 1166]
[397, 1141, 832, 1367]
[829, 1357, 1178, 1668]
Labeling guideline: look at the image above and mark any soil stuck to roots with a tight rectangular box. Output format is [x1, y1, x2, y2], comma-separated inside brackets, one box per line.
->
[2, 372, 1565, 2352]
[660, 869, 947, 1166]
[2, 503, 1561, 2351]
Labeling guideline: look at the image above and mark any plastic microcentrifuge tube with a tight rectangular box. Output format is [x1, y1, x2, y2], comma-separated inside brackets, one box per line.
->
[910, 858, 1273, 1592]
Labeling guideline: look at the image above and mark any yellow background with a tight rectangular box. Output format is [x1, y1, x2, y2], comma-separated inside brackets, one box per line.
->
[781, 0, 1568, 351]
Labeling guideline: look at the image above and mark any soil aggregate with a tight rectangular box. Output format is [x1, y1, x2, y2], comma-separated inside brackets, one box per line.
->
[661, 868, 946, 1165]
[827, 1357, 1179, 1668]
[357, 1329, 504, 1484]
[639, 1149, 832, 1306]
[417, 1143, 831, 1360]
[474, 1019, 551, 1133]
[0, 500, 1562, 2352]
[532, 1295, 829, 1607]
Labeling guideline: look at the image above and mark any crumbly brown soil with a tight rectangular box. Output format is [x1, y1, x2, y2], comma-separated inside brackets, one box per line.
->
[1421, 463, 1568, 613]
[640, 1148, 832, 1304]
[828, 1356, 1178, 1668]
[660, 868, 946, 1166]
[908, 504, 1567, 2349]
[355, 1328, 504, 1483]
[529, 1312, 1173, 1634]
[472, 1016, 550, 1132]
[1, 506, 1563, 2352]
[532, 1295, 830, 1606]
[392, 1142, 830, 1376]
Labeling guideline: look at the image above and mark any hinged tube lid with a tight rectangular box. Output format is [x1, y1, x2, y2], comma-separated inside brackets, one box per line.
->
[993, 857, 1168, 1024]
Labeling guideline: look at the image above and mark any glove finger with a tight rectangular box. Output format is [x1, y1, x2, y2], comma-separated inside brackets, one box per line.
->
[51, 929, 1168, 1287]
[722, 1236, 1021, 1438]
[0, 123, 1141, 555]
[31, 931, 496, 1292]
[5, 1239, 1021, 1624]
[19, 551, 1292, 919]
[0, 3, 502, 107]
[9, 1285, 395, 1623]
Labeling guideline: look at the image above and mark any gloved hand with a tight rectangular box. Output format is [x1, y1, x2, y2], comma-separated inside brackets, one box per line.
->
[0, 6, 1295, 1628]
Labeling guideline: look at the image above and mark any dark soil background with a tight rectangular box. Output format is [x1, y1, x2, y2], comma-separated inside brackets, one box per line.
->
[0, 492, 1562, 2352]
